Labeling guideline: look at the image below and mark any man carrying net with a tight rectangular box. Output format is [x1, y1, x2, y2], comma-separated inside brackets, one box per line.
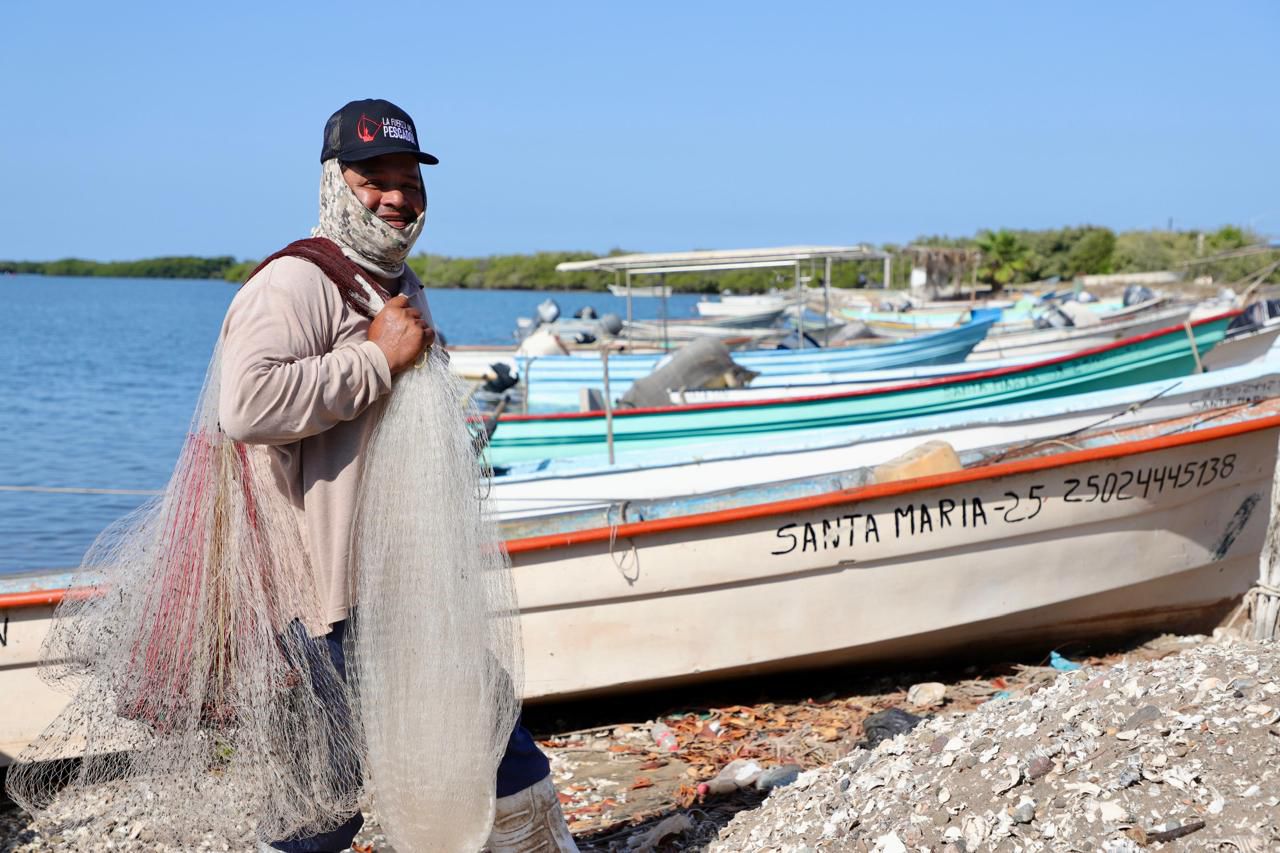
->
[223, 100, 579, 853]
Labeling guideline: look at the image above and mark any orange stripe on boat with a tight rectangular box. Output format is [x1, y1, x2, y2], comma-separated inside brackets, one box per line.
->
[504, 409, 1280, 554]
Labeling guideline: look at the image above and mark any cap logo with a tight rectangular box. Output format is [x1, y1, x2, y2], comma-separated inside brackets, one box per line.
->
[356, 114, 382, 143]
[380, 116, 417, 145]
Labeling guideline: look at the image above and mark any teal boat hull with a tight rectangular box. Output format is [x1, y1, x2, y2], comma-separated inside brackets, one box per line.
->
[486, 314, 1235, 467]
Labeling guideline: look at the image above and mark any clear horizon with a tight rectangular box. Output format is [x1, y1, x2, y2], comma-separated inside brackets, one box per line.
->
[2, 1, 1276, 262]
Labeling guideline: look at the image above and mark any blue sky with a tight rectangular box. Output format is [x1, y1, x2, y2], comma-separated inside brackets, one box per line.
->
[2, 1, 1276, 261]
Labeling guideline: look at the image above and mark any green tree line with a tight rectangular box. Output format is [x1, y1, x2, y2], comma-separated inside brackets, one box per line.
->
[3, 225, 1274, 291]
[0, 256, 237, 279]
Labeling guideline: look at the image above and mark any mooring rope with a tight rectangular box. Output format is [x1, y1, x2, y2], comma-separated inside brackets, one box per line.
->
[0, 484, 163, 496]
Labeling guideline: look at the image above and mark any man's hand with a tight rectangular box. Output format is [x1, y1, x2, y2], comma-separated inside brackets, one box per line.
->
[368, 294, 436, 374]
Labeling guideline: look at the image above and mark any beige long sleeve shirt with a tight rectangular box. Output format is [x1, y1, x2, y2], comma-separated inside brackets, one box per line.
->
[218, 255, 432, 625]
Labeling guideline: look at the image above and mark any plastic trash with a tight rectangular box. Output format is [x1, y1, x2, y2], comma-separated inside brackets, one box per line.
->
[858, 708, 924, 750]
[754, 764, 802, 792]
[906, 682, 946, 708]
[1049, 650, 1082, 671]
[701, 758, 763, 795]
[651, 722, 679, 753]
[626, 813, 692, 852]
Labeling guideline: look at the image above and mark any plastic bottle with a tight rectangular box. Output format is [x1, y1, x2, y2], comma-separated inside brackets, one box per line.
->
[651, 722, 679, 753]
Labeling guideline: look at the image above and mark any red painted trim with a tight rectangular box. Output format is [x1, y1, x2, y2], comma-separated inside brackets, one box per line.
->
[498, 311, 1240, 422]
[504, 409, 1280, 555]
[0, 589, 65, 609]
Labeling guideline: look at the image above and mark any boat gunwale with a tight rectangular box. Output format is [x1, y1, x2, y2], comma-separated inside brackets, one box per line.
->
[502, 407, 1280, 554]
[496, 311, 1239, 423]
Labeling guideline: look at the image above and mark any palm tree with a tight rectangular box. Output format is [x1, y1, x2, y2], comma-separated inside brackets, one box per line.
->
[975, 229, 1028, 291]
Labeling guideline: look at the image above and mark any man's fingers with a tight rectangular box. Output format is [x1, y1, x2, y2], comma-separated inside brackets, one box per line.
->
[386, 294, 411, 307]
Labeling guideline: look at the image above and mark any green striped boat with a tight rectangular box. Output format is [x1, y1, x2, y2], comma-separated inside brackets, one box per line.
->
[486, 312, 1237, 467]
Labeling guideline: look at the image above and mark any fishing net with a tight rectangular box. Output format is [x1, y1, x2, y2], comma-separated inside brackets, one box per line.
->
[5, 346, 364, 842]
[7, 312, 522, 849]
[349, 347, 522, 851]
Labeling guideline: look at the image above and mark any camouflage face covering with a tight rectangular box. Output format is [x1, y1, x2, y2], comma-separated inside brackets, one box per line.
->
[312, 157, 425, 278]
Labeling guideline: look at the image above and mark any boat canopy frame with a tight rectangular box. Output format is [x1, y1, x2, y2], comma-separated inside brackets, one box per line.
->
[557, 245, 892, 349]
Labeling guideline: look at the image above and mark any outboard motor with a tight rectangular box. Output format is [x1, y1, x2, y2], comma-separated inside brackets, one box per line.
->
[536, 298, 561, 325]
[513, 316, 536, 342]
[619, 338, 759, 409]
[574, 305, 598, 319]
[481, 362, 519, 394]
[598, 312, 624, 336]
[1123, 284, 1155, 307]
[1034, 306, 1074, 330]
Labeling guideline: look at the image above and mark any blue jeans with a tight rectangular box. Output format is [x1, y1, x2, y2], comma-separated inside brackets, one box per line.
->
[269, 620, 550, 853]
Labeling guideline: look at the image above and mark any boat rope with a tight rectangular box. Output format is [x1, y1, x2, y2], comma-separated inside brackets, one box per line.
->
[1182, 320, 1205, 374]
[606, 501, 640, 585]
[0, 484, 162, 496]
[984, 381, 1185, 464]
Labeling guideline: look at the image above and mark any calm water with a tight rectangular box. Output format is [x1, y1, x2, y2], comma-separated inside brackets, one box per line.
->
[0, 274, 705, 574]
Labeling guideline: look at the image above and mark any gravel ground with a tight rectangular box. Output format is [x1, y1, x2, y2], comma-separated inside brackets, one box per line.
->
[711, 639, 1280, 852]
[3, 637, 1276, 852]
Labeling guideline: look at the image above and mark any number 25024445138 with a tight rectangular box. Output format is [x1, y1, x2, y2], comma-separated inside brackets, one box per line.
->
[770, 453, 1238, 557]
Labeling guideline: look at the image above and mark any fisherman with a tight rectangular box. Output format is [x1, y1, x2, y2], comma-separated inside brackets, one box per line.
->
[218, 99, 577, 853]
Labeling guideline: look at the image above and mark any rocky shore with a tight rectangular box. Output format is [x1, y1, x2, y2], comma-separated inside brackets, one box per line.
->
[711, 639, 1279, 852]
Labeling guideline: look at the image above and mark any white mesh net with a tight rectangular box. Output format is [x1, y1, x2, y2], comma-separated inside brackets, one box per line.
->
[6, 343, 522, 851]
[6, 348, 364, 842]
[349, 348, 522, 851]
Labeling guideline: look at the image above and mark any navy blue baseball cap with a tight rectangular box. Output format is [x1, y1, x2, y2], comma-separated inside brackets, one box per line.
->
[321, 98, 439, 165]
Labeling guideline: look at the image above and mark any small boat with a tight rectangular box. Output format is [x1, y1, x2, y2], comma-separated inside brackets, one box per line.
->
[619, 319, 782, 345]
[967, 304, 1193, 360]
[517, 312, 1001, 411]
[1203, 312, 1280, 370]
[608, 283, 672, 298]
[845, 296, 1134, 338]
[503, 401, 1280, 698]
[630, 306, 787, 333]
[694, 294, 789, 318]
[485, 312, 1238, 467]
[490, 357, 1280, 521]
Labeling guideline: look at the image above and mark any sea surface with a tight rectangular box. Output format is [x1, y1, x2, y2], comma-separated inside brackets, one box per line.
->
[0, 274, 706, 574]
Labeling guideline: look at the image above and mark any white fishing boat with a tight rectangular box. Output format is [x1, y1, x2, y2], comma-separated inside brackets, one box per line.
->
[4, 401, 1276, 749]
[694, 294, 789, 318]
[504, 401, 1280, 699]
[608, 283, 671, 298]
[621, 318, 781, 344]
[489, 359, 1280, 520]
[1203, 316, 1280, 370]
[967, 304, 1195, 361]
